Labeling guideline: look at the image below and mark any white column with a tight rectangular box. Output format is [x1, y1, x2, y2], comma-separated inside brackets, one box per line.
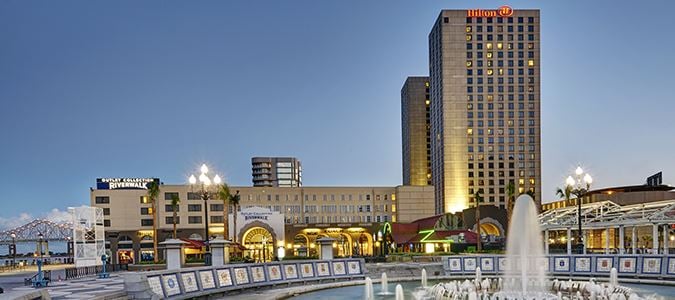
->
[567, 228, 572, 255]
[160, 239, 187, 270]
[316, 237, 336, 260]
[605, 228, 611, 254]
[631, 226, 637, 254]
[618, 226, 625, 254]
[653, 224, 660, 253]
[583, 230, 588, 254]
[210, 238, 232, 267]
[544, 230, 550, 255]
[664, 225, 669, 255]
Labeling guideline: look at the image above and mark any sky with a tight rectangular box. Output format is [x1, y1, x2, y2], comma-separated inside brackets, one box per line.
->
[1, 0, 674, 227]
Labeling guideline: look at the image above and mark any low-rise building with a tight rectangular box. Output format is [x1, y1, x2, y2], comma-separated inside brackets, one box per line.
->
[90, 178, 434, 264]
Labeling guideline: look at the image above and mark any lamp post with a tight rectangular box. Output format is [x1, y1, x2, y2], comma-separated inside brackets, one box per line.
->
[188, 164, 222, 266]
[32, 232, 48, 288]
[10, 233, 16, 268]
[565, 166, 593, 254]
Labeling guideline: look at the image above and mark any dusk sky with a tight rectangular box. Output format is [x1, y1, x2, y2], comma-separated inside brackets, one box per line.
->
[1, 0, 674, 227]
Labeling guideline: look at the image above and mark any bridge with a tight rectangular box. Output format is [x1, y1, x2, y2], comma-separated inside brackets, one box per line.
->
[0, 219, 74, 244]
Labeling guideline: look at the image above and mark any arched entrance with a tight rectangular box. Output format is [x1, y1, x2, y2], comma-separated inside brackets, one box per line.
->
[480, 223, 501, 236]
[242, 227, 275, 262]
[293, 234, 309, 256]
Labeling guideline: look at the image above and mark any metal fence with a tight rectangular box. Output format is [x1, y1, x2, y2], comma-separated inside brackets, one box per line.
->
[65, 264, 128, 280]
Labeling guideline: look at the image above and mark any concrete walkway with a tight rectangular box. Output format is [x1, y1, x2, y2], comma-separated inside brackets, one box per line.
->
[10, 274, 124, 299]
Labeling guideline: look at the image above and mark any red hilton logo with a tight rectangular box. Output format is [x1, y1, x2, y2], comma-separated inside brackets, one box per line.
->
[467, 5, 514, 18]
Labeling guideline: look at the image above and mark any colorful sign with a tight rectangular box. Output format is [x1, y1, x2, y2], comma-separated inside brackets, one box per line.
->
[467, 5, 514, 18]
[96, 178, 159, 190]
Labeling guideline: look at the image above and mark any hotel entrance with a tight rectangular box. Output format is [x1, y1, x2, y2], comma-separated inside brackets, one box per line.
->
[242, 227, 275, 262]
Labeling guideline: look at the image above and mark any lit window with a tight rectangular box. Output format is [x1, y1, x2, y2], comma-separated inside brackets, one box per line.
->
[466, 61, 472, 67]
[497, 42, 503, 49]
[425, 99, 430, 105]
[528, 43, 534, 49]
[528, 59, 535, 67]
[487, 69, 493, 76]
[466, 26, 472, 33]
[498, 68, 504, 75]
[467, 128, 473, 135]
[518, 179, 525, 185]
[466, 34, 472, 41]
[486, 43, 493, 50]
[486, 52, 493, 59]
[529, 178, 535, 185]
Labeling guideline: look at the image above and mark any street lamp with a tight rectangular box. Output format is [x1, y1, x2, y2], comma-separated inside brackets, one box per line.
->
[188, 163, 222, 265]
[565, 166, 593, 254]
[32, 232, 48, 287]
[10, 233, 16, 268]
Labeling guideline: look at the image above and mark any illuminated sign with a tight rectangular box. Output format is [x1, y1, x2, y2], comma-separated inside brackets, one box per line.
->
[467, 5, 514, 18]
[96, 178, 159, 190]
[242, 210, 273, 221]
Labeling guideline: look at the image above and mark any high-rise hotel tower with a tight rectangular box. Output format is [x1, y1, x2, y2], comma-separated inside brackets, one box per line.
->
[428, 7, 541, 214]
[402, 76, 432, 186]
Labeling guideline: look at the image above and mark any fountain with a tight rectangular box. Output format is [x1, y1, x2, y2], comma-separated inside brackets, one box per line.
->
[417, 195, 661, 300]
[380, 272, 393, 295]
[395, 284, 404, 300]
[364, 277, 374, 300]
[421, 268, 428, 288]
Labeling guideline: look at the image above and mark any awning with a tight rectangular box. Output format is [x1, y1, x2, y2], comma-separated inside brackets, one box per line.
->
[180, 239, 206, 249]
[391, 223, 419, 244]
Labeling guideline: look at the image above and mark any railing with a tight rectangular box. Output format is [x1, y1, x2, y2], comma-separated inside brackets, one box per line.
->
[23, 270, 51, 286]
[64, 264, 128, 280]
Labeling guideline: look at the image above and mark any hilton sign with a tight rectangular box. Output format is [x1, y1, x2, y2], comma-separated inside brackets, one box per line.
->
[467, 5, 514, 18]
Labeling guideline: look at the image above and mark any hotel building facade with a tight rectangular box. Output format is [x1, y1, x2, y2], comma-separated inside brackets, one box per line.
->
[401, 76, 432, 186]
[426, 7, 542, 213]
[91, 179, 433, 264]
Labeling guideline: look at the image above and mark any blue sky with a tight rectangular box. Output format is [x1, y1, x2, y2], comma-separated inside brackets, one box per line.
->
[1, 0, 674, 226]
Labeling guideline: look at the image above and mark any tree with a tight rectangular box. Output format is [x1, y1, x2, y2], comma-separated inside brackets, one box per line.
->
[217, 184, 233, 241]
[170, 194, 180, 239]
[556, 186, 572, 203]
[506, 181, 516, 226]
[146, 181, 160, 263]
[474, 190, 483, 252]
[230, 190, 241, 243]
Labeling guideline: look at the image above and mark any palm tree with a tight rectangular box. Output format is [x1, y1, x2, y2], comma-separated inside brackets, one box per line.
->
[230, 190, 240, 243]
[474, 190, 483, 252]
[556, 186, 572, 204]
[170, 194, 180, 239]
[506, 181, 515, 226]
[146, 181, 160, 263]
[217, 184, 232, 241]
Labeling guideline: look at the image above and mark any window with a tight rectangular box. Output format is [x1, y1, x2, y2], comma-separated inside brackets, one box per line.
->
[141, 219, 153, 226]
[164, 192, 179, 200]
[188, 216, 202, 224]
[141, 207, 151, 215]
[165, 205, 179, 212]
[188, 204, 202, 212]
[211, 216, 224, 223]
[140, 196, 149, 204]
[210, 204, 223, 211]
[95, 196, 110, 204]
[103, 220, 111, 227]
[187, 192, 201, 200]
[103, 208, 110, 215]
[166, 216, 180, 224]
